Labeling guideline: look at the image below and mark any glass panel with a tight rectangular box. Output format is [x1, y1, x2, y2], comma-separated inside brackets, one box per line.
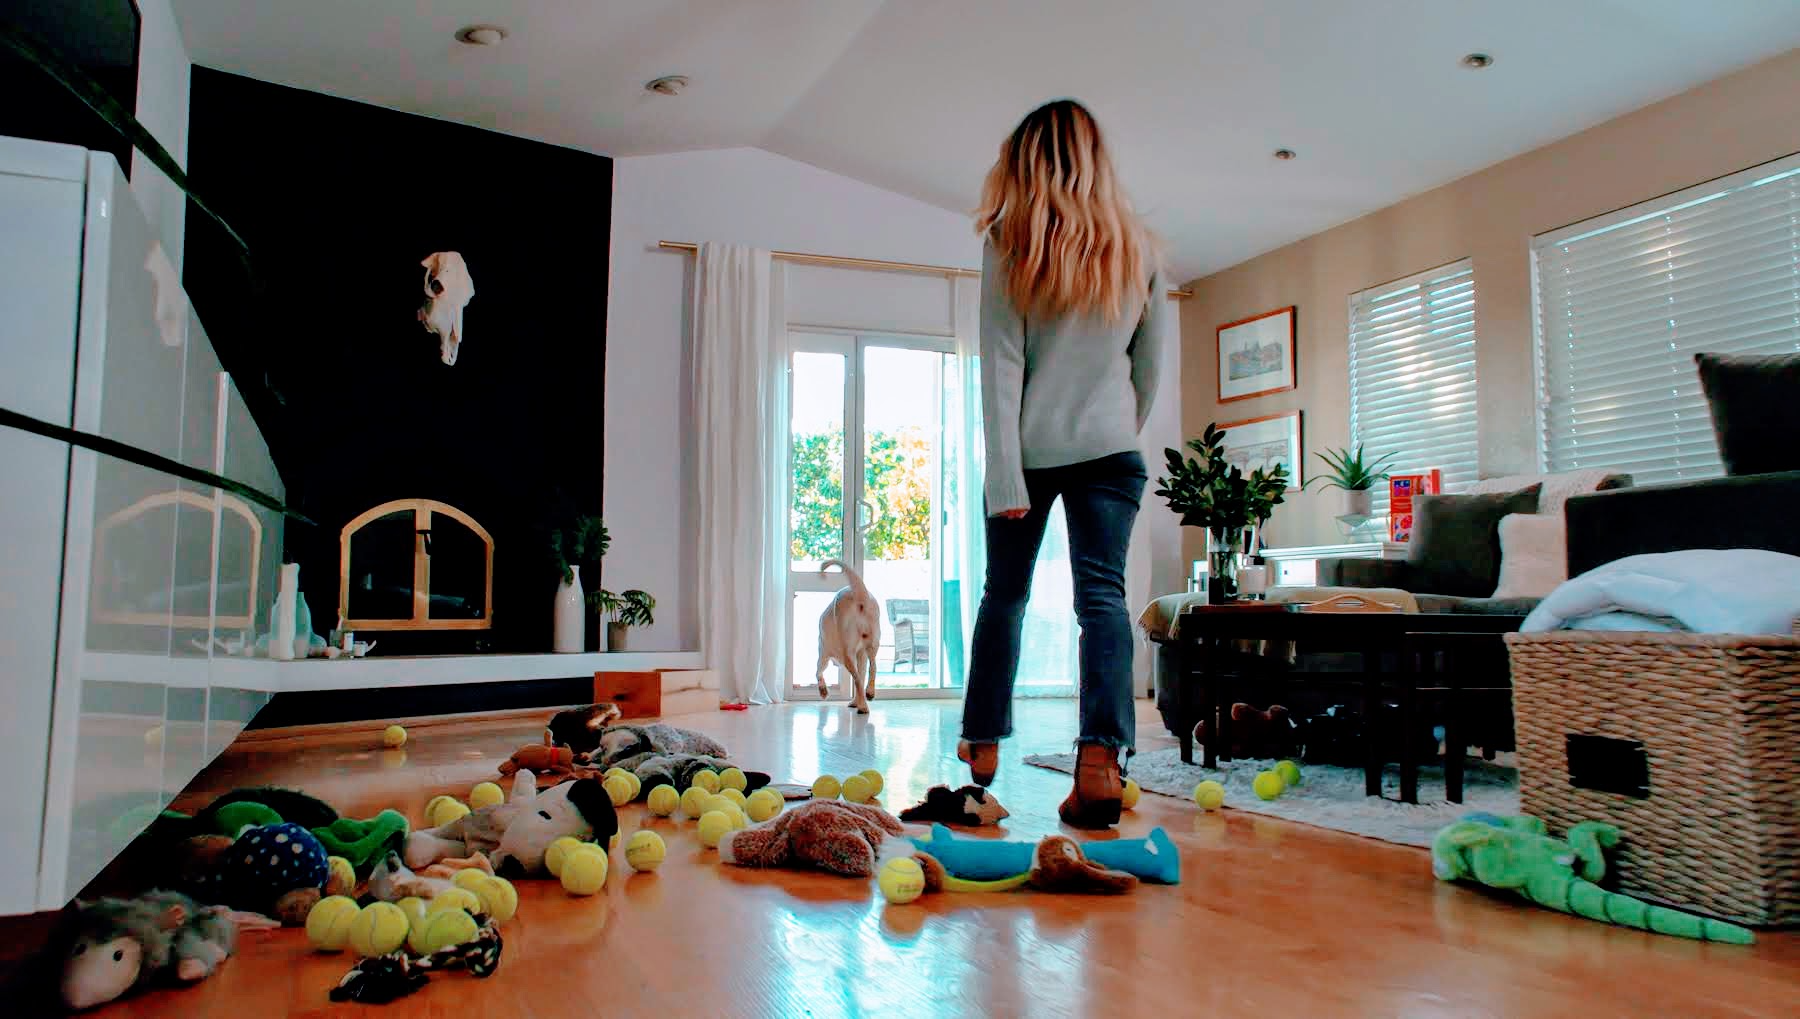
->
[347, 511, 416, 620]
[789, 590, 839, 690]
[790, 351, 846, 570]
[426, 516, 489, 620]
[860, 346, 942, 690]
[1018, 506, 1078, 688]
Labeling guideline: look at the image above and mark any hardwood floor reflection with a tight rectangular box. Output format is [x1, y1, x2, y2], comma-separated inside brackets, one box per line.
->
[91, 699, 1798, 1018]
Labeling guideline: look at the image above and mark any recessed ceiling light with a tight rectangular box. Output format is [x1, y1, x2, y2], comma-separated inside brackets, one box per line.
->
[645, 75, 689, 96]
[456, 25, 507, 46]
[1273, 148, 1297, 161]
[1461, 52, 1495, 69]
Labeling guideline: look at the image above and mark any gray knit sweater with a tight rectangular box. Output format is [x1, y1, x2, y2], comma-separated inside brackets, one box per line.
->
[980, 239, 1168, 513]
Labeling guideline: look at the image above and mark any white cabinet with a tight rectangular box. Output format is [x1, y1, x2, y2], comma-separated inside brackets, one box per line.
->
[1, 137, 285, 912]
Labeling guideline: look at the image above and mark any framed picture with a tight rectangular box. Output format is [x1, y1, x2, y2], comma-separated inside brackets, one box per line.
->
[1216, 306, 1296, 403]
[1218, 411, 1302, 490]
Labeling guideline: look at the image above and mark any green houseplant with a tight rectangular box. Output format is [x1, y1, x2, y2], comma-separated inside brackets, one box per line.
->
[1304, 445, 1398, 519]
[589, 589, 656, 652]
[1154, 423, 1289, 603]
[545, 512, 607, 652]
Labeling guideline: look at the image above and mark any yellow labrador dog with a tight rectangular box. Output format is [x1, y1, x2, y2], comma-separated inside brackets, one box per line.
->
[418, 251, 475, 365]
[815, 558, 880, 713]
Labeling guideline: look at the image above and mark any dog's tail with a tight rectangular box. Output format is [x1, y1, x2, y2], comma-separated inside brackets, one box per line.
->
[819, 558, 873, 601]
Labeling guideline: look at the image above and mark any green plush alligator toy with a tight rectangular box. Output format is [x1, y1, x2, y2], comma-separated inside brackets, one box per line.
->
[1431, 814, 1754, 944]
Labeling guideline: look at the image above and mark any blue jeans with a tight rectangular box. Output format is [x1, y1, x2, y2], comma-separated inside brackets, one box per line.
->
[960, 451, 1147, 757]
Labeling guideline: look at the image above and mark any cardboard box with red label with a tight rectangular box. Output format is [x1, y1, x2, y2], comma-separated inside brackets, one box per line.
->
[1388, 469, 1442, 543]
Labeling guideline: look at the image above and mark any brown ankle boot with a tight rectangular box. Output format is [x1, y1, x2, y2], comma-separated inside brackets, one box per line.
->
[958, 740, 998, 786]
[1058, 743, 1123, 829]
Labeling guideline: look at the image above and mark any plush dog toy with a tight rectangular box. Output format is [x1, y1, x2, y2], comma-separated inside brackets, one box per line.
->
[1194, 702, 1297, 760]
[404, 770, 615, 878]
[898, 785, 1010, 826]
[719, 800, 905, 878]
[1431, 814, 1754, 944]
[543, 703, 623, 757]
[418, 251, 474, 366]
[497, 743, 605, 787]
[58, 890, 278, 1011]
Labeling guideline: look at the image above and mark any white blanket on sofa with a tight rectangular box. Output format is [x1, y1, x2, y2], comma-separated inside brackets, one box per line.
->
[1521, 549, 1800, 636]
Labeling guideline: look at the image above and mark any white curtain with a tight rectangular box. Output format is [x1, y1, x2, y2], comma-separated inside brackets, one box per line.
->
[948, 278, 986, 686]
[692, 243, 789, 704]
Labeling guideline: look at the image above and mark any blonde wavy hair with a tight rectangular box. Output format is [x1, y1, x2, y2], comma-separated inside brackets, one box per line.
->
[975, 99, 1152, 322]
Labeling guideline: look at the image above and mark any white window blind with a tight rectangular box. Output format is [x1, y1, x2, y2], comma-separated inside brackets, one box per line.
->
[1534, 153, 1800, 485]
[1348, 260, 1479, 514]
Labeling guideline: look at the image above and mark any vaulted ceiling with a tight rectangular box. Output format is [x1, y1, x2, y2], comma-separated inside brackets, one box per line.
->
[172, 1, 1800, 280]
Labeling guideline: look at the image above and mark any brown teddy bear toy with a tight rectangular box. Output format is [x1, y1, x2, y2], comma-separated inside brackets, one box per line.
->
[719, 800, 904, 877]
[1193, 702, 1297, 760]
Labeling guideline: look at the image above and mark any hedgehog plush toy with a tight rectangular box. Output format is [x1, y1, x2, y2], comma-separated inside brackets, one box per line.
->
[899, 785, 1010, 826]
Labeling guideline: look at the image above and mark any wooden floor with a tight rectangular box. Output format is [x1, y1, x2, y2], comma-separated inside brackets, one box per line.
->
[83, 699, 1798, 1019]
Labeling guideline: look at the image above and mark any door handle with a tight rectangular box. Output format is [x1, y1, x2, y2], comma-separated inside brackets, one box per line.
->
[856, 500, 873, 532]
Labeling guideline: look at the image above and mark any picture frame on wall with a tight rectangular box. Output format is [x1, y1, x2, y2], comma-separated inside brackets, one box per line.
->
[1219, 410, 1302, 490]
[1216, 306, 1296, 403]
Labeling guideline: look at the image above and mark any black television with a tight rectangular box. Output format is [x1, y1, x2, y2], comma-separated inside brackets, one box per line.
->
[0, 0, 143, 175]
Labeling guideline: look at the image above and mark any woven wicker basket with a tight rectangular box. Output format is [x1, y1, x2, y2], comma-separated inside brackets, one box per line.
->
[1506, 627, 1800, 927]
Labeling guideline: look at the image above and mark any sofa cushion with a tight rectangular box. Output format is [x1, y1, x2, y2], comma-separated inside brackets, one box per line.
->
[1466, 469, 1632, 516]
[1694, 352, 1800, 475]
[1414, 594, 1540, 616]
[1407, 485, 1543, 598]
[1492, 512, 1568, 599]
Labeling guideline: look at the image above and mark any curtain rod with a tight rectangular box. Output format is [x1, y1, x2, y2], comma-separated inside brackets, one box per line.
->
[657, 240, 1192, 299]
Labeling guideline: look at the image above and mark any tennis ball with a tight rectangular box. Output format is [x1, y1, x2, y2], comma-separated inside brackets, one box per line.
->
[473, 875, 518, 924]
[304, 895, 361, 951]
[383, 724, 407, 748]
[859, 770, 885, 797]
[841, 774, 874, 804]
[394, 896, 428, 927]
[144, 725, 164, 749]
[424, 794, 452, 817]
[452, 868, 489, 892]
[704, 797, 747, 829]
[878, 857, 926, 904]
[468, 781, 505, 810]
[647, 784, 680, 816]
[1252, 770, 1285, 801]
[622, 771, 642, 800]
[604, 774, 635, 806]
[326, 854, 356, 893]
[697, 810, 733, 848]
[690, 769, 721, 794]
[429, 887, 483, 916]
[545, 835, 587, 877]
[811, 775, 840, 800]
[746, 788, 783, 823]
[718, 787, 748, 810]
[410, 907, 478, 955]
[428, 798, 470, 828]
[625, 830, 667, 872]
[1193, 779, 1226, 810]
[348, 902, 409, 957]
[719, 767, 748, 792]
[1275, 760, 1304, 789]
[679, 785, 712, 820]
[1121, 778, 1141, 810]
[604, 766, 630, 782]
[561, 845, 609, 895]
[610, 831, 621, 850]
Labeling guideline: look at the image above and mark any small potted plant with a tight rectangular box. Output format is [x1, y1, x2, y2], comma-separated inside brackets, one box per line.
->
[590, 588, 655, 652]
[1304, 445, 1399, 520]
[1154, 423, 1289, 603]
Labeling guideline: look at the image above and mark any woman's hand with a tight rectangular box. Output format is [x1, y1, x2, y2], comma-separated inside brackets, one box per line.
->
[994, 508, 1029, 520]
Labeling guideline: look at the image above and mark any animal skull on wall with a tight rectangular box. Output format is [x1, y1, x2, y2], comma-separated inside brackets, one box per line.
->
[418, 251, 475, 365]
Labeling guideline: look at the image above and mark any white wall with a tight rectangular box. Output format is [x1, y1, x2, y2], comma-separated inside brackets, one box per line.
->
[131, 0, 192, 265]
[605, 147, 981, 651]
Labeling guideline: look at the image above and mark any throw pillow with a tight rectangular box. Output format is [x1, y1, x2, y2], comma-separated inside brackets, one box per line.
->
[1492, 512, 1567, 599]
[1406, 485, 1543, 597]
[1694, 352, 1800, 475]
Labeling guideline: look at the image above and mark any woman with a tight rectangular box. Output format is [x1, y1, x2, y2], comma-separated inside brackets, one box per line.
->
[959, 99, 1168, 829]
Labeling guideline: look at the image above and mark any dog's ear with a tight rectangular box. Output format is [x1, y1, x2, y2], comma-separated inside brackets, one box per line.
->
[421, 252, 442, 272]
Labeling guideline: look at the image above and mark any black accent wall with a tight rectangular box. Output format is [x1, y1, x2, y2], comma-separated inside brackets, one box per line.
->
[184, 68, 611, 654]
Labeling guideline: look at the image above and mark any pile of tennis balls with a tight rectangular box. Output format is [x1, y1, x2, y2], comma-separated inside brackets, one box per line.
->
[1190, 759, 1305, 808]
[547, 834, 611, 894]
[305, 871, 516, 958]
[810, 769, 884, 804]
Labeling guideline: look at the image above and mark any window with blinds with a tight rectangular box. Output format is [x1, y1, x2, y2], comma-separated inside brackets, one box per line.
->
[1534, 153, 1800, 485]
[1348, 260, 1479, 515]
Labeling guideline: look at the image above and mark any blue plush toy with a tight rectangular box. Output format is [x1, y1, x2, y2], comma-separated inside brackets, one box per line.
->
[188, 821, 331, 924]
[909, 824, 1180, 884]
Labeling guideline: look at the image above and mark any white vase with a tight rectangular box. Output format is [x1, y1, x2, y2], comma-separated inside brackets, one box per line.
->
[270, 563, 299, 661]
[554, 565, 584, 653]
[1340, 488, 1373, 519]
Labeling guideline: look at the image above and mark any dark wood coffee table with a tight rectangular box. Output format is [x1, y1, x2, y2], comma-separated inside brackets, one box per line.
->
[1171, 603, 1522, 803]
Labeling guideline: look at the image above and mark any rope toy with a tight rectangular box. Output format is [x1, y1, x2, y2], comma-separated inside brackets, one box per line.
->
[328, 914, 504, 1004]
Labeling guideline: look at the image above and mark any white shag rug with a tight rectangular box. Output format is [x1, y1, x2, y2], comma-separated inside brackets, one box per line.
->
[1024, 748, 1519, 848]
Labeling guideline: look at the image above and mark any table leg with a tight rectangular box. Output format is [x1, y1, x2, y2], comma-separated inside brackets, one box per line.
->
[1200, 637, 1218, 770]
[1177, 636, 1195, 765]
[1362, 646, 1382, 798]
[1398, 644, 1419, 806]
